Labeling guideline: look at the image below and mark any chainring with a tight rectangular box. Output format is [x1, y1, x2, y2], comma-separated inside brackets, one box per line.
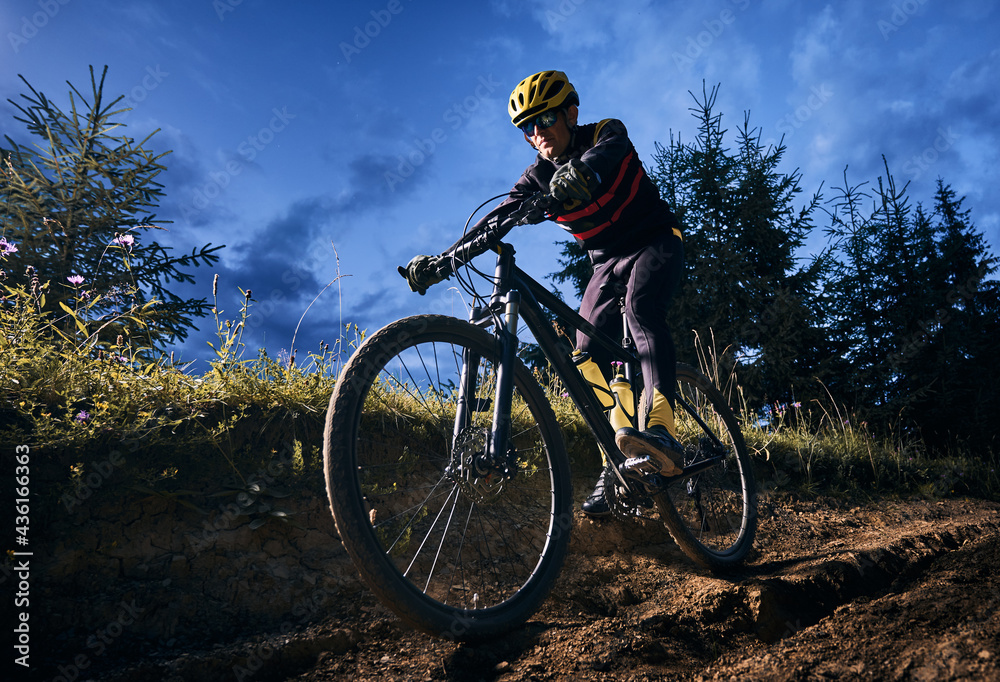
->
[604, 462, 658, 521]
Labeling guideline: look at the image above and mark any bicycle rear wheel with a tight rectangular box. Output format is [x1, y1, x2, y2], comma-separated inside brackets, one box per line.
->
[652, 363, 757, 570]
[324, 315, 572, 641]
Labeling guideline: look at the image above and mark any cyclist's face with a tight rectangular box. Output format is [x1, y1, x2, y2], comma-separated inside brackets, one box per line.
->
[523, 105, 577, 160]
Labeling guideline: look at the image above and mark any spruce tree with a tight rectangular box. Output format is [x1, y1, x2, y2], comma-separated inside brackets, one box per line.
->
[824, 167, 999, 450]
[824, 162, 937, 411]
[904, 182, 999, 449]
[0, 66, 222, 349]
[551, 85, 830, 406]
[650, 85, 829, 405]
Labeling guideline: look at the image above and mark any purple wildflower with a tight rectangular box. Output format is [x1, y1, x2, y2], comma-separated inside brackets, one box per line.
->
[75, 410, 90, 423]
[67, 275, 85, 285]
[0, 237, 17, 256]
[113, 234, 135, 249]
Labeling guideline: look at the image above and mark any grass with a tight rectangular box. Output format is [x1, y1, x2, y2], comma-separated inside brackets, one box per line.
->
[740, 398, 1000, 500]
[3, 256, 998, 514]
[1, 264, 352, 513]
[725, 370, 999, 502]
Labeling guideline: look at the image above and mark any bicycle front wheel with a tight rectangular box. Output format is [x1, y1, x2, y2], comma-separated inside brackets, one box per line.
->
[653, 363, 757, 570]
[323, 315, 572, 641]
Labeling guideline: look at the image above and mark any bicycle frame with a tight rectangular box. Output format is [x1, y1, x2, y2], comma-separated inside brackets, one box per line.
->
[460, 243, 636, 472]
[457, 242, 729, 487]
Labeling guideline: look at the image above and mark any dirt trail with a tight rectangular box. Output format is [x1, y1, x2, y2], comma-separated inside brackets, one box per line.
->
[91, 495, 1000, 681]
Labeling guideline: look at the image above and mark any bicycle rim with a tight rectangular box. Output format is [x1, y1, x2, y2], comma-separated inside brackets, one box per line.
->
[654, 364, 757, 569]
[324, 315, 571, 640]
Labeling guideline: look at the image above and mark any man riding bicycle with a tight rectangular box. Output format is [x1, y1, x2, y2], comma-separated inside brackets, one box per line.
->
[402, 70, 685, 518]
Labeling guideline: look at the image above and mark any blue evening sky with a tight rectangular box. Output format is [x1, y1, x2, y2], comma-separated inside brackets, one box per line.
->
[3, 0, 998, 368]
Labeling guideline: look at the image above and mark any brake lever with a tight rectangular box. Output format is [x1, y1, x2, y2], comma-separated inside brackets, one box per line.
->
[509, 193, 557, 227]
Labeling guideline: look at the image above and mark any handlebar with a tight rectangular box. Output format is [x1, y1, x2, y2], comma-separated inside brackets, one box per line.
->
[433, 192, 559, 277]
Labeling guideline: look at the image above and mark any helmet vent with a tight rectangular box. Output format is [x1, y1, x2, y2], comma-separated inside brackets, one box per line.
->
[508, 70, 577, 127]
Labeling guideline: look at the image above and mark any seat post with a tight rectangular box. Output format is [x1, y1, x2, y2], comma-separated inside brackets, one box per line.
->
[618, 293, 637, 384]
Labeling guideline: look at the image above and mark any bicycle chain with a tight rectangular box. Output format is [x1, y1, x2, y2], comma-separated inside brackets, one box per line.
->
[604, 440, 707, 521]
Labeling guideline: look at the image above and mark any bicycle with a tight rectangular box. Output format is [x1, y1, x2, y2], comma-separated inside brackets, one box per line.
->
[322, 192, 757, 641]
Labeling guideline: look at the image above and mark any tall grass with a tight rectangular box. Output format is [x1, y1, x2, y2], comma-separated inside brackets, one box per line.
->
[3, 247, 996, 506]
[1, 242, 353, 505]
[691, 333, 1000, 500]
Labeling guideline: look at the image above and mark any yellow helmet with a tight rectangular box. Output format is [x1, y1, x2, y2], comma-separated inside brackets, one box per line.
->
[508, 70, 579, 128]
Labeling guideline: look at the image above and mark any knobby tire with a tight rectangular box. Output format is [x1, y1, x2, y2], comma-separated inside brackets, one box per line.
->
[324, 315, 572, 642]
[652, 364, 757, 570]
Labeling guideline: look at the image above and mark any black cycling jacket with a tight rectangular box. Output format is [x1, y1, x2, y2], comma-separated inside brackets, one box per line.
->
[449, 118, 680, 260]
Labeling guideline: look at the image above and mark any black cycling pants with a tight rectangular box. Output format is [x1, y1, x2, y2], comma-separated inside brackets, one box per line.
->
[576, 229, 684, 408]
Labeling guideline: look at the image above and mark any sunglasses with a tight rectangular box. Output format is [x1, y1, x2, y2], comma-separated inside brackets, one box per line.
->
[518, 109, 560, 135]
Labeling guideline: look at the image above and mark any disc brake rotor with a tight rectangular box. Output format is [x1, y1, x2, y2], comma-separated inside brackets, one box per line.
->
[449, 427, 507, 503]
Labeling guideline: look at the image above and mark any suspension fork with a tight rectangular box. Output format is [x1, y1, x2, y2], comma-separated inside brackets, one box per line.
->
[488, 246, 520, 466]
[488, 290, 520, 465]
[452, 247, 520, 468]
[453, 325, 481, 445]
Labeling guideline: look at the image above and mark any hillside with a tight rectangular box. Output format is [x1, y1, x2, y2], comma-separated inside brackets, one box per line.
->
[28, 484, 1000, 681]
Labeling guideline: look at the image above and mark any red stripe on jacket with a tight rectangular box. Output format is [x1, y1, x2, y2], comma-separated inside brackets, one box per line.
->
[555, 150, 636, 223]
[555, 150, 643, 240]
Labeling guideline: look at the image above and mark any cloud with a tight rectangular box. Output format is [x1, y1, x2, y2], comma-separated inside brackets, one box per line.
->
[200, 143, 434, 354]
[943, 48, 1000, 128]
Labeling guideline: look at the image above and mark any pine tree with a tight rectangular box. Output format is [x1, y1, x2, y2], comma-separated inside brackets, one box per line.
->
[825, 161, 936, 409]
[903, 182, 1000, 449]
[649, 85, 829, 405]
[0, 66, 222, 349]
[551, 85, 830, 406]
[824, 167, 999, 450]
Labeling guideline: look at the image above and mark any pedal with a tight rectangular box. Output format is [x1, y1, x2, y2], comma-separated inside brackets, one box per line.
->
[623, 454, 662, 472]
[619, 454, 662, 480]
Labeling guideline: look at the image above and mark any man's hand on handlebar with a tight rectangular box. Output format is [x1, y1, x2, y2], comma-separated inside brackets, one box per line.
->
[398, 254, 446, 295]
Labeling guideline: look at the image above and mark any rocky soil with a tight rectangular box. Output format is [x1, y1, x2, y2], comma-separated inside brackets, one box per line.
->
[34, 491, 1000, 682]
